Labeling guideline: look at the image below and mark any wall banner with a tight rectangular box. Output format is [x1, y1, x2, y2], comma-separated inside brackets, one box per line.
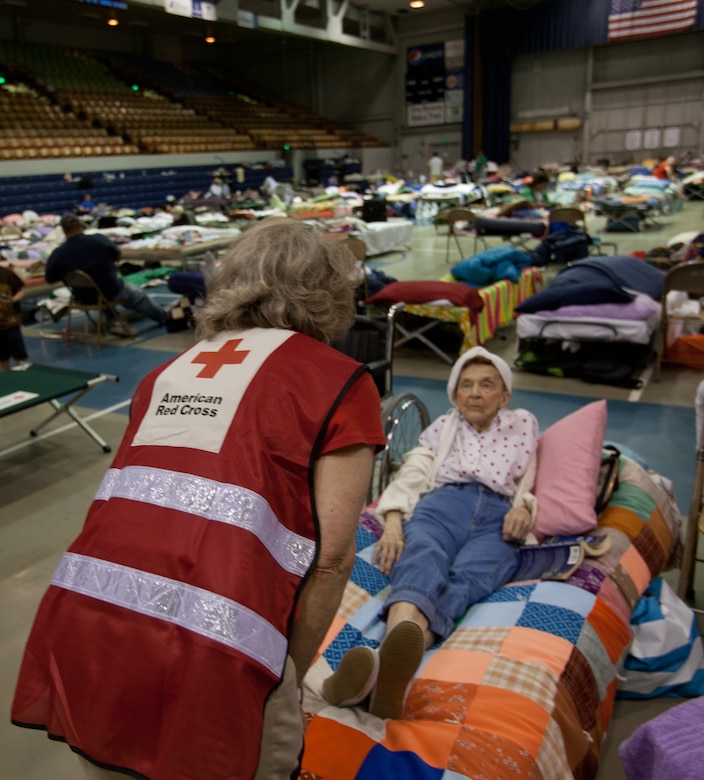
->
[406, 41, 464, 127]
[406, 43, 445, 127]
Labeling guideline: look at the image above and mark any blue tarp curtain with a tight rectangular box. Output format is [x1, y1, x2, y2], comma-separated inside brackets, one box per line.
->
[463, 0, 704, 163]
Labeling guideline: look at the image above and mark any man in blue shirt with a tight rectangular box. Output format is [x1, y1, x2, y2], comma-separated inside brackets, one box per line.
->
[45, 214, 166, 336]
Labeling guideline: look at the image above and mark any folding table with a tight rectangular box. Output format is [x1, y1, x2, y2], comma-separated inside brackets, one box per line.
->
[0, 364, 118, 453]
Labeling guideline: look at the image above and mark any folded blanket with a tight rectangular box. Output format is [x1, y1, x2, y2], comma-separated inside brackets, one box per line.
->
[553, 255, 665, 300]
[516, 252, 664, 313]
[451, 246, 533, 286]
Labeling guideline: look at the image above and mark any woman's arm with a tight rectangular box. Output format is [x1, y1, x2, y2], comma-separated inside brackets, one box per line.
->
[504, 418, 539, 543]
[287, 443, 374, 686]
[371, 446, 435, 575]
[373, 446, 435, 523]
[372, 510, 404, 575]
[512, 454, 537, 520]
[504, 457, 537, 542]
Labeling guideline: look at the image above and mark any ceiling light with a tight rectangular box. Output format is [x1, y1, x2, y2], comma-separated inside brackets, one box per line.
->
[409, 0, 425, 8]
[205, 35, 216, 44]
[107, 17, 119, 26]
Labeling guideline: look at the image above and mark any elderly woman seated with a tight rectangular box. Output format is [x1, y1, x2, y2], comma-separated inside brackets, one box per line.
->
[322, 346, 539, 719]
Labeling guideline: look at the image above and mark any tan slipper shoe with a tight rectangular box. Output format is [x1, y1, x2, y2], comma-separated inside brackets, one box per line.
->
[322, 646, 379, 707]
[369, 620, 425, 720]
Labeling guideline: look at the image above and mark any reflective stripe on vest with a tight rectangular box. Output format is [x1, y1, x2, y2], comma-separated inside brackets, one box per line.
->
[52, 552, 288, 676]
[95, 465, 315, 577]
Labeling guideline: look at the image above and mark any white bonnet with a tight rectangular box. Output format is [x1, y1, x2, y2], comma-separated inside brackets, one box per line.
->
[446, 346, 513, 404]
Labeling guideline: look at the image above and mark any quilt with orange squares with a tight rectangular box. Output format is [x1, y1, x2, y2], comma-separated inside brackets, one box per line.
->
[301, 455, 680, 779]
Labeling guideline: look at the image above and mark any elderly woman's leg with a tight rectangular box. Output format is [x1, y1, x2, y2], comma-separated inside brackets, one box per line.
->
[438, 484, 520, 622]
[383, 483, 479, 640]
[386, 601, 434, 648]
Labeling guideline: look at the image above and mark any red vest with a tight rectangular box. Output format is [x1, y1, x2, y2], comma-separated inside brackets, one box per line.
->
[12, 329, 365, 779]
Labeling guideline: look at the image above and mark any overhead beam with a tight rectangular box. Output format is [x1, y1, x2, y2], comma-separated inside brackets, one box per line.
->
[132, 0, 398, 53]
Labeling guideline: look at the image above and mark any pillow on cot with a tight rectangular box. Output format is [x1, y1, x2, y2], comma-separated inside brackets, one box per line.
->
[364, 280, 484, 311]
[533, 399, 607, 537]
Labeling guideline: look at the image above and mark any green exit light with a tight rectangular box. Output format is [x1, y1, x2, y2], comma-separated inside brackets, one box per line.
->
[440, 136, 447, 143]
[283, 144, 290, 151]
[0, 76, 6, 85]
[131, 84, 139, 91]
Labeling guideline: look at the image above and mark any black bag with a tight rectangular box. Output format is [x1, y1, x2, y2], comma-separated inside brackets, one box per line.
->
[595, 445, 621, 513]
[165, 297, 195, 333]
[361, 197, 387, 223]
[580, 358, 643, 389]
[531, 229, 591, 265]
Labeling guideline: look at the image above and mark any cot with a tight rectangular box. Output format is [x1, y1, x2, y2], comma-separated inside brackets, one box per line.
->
[594, 195, 662, 232]
[0, 364, 118, 453]
[119, 235, 238, 271]
[300, 451, 681, 779]
[365, 268, 543, 364]
[402, 267, 544, 361]
[315, 216, 414, 257]
[514, 255, 664, 382]
[473, 213, 547, 251]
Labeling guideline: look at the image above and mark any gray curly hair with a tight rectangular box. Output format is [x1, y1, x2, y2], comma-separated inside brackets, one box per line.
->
[194, 217, 358, 343]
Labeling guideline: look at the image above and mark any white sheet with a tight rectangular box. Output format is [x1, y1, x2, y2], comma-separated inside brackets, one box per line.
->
[418, 182, 483, 205]
[357, 219, 413, 256]
[516, 309, 660, 345]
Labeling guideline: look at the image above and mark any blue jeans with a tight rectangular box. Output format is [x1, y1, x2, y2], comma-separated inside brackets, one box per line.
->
[384, 482, 520, 640]
[113, 282, 165, 325]
[0, 326, 29, 362]
[168, 271, 207, 299]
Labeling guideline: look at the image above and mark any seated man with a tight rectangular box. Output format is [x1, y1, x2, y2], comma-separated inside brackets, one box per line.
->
[45, 213, 166, 337]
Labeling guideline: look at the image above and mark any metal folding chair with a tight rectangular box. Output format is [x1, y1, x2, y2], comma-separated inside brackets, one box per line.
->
[445, 208, 481, 263]
[63, 269, 133, 347]
[655, 261, 704, 381]
[678, 379, 704, 615]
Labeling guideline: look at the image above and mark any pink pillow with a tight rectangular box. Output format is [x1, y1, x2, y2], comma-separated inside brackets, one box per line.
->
[533, 400, 607, 537]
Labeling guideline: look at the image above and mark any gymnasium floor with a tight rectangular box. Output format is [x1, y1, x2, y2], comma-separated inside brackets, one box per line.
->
[1, 201, 703, 779]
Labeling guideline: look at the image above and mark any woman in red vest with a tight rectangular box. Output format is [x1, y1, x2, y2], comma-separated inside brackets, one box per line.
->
[12, 218, 387, 779]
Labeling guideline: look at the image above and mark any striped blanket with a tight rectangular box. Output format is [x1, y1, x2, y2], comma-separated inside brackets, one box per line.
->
[404, 266, 543, 352]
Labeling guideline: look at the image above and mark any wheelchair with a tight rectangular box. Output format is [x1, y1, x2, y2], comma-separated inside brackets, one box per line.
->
[332, 304, 431, 502]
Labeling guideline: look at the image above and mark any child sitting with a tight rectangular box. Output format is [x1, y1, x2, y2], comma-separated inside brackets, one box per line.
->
[0, 264, 30, 370]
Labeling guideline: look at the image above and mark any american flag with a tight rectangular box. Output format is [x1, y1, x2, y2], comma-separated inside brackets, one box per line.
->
[608, 0, 697, 42]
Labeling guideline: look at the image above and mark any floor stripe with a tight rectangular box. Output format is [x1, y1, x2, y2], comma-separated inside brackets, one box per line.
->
[629, 363, 654, 403]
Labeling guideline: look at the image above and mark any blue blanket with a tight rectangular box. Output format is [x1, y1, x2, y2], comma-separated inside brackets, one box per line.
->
[451, 245, 534, 286]
[516, 255, 664, 313]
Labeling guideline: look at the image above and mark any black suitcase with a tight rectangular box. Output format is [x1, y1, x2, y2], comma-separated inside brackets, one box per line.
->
[361, 197, 387, 223]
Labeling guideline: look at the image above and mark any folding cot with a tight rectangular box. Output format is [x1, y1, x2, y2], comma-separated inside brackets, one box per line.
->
[594, 196, 660, 232]
[473, 213, 547, 250]
[375, 267, 544, 364]
[0, 364, 118, 453]
[119, 235, 238, 271]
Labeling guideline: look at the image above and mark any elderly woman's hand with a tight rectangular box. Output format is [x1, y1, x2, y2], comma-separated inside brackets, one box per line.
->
[502, 505, 532, 544]
[372, 511, 405, 575]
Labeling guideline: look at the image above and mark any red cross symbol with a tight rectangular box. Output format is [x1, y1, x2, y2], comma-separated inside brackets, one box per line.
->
[192, 339, 251, 378]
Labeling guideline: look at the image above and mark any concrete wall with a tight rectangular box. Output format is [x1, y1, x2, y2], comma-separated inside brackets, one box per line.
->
[510, 30, 704, 171]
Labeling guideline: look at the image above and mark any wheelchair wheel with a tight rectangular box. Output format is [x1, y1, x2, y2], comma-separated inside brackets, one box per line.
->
[374, 392, 431, 499]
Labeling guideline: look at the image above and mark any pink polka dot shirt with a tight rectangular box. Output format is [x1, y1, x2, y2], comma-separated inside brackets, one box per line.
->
[419, 408, 539, 497]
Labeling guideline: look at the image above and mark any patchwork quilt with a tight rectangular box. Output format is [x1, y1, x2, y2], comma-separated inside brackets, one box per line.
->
[301, 455, 681, 779]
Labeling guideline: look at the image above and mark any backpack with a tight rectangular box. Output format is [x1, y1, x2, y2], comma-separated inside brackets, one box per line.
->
[361, 197, 387, 223]
[531, 228, 591, 265]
